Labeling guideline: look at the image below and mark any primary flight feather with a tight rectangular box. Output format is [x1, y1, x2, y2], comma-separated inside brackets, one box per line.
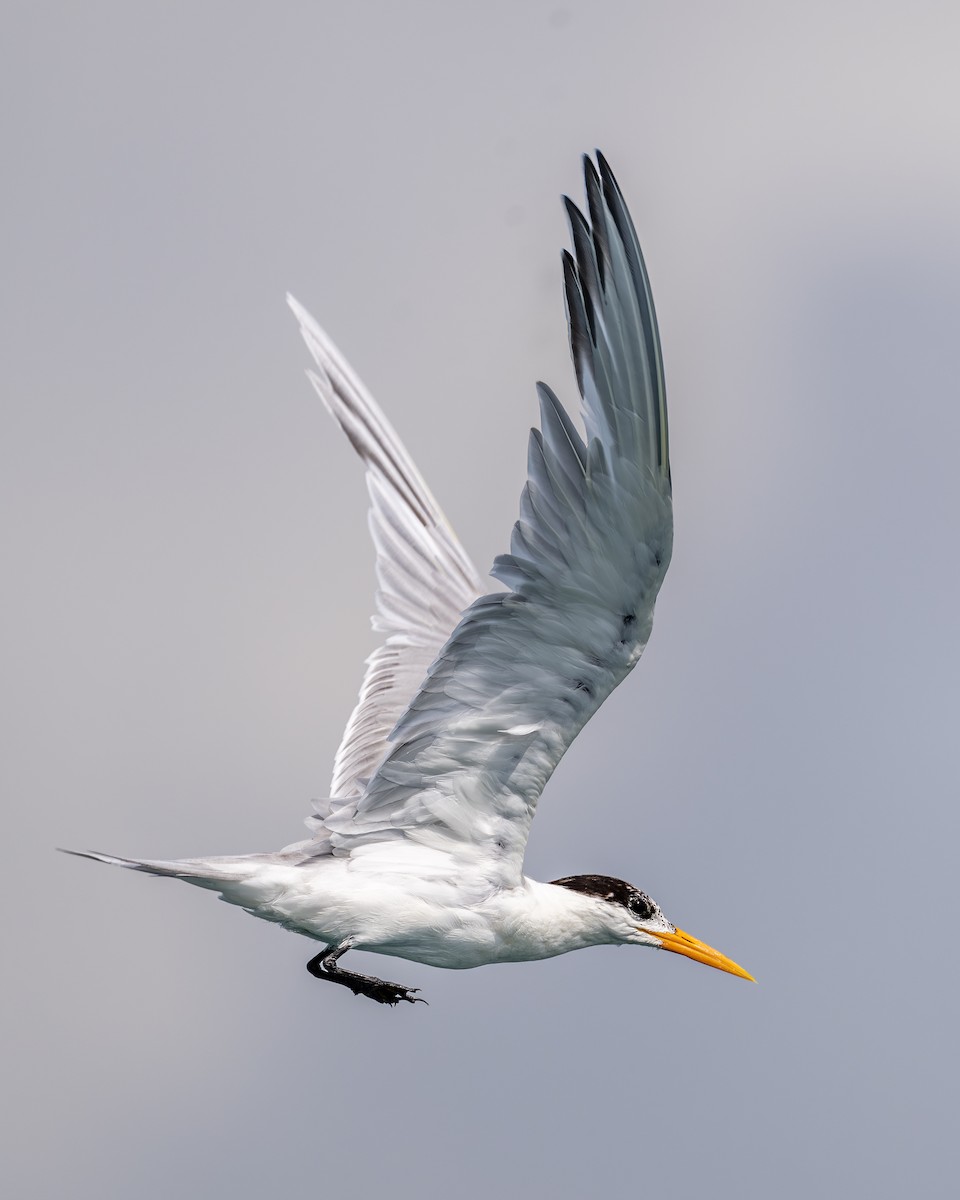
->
[65, 153, 753, 1005]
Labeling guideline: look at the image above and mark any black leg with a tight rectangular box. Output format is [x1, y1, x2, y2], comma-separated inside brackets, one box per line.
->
[306, 943, 426, 1007]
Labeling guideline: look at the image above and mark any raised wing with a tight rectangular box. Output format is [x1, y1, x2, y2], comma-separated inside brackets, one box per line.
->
[288, 296, 484, 804]
[322, 153, 673, 890]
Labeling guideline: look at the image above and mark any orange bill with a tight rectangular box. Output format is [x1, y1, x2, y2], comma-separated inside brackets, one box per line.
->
[655, 926, 755, 982]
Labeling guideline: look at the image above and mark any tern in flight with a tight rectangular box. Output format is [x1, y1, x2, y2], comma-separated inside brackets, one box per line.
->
[66, 153, 753, 1005]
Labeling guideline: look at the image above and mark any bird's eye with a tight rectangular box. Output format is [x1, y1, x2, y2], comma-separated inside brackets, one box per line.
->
[630, 894, 654, 919]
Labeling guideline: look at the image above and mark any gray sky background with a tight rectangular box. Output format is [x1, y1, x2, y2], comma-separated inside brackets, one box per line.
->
[5, 3, 959, 1197]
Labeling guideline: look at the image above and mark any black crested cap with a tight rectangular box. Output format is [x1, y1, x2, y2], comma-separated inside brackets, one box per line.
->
[550, 873, 657, 921]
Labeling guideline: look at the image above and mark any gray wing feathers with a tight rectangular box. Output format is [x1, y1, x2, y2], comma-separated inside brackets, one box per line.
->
[320, 154, 674, 886]
[287, 296, 483, 804]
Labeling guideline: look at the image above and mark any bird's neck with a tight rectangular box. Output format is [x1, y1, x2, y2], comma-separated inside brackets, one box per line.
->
[489, 878, 621, 963]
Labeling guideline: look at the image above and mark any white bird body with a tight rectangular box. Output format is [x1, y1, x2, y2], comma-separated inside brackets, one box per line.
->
[93, 851, 667, 970]
[66, 154, 753, 1002]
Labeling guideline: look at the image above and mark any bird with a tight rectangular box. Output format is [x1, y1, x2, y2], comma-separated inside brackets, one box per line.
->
[64, 152, 753, 1006]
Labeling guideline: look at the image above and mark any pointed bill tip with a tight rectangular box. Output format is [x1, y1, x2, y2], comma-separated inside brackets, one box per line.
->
[655, 927, 755, 983]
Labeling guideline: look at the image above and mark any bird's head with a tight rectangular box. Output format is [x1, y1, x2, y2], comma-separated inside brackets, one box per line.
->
[550, 874, 754, 981]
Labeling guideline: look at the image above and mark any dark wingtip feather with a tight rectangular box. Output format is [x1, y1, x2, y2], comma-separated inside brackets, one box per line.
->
[561, 250, 592, 397]
[592, 152, 670, 482]
[563, 197, 600, 343]
[595, 149, 616, 188]
[581, 155, 608, 288]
